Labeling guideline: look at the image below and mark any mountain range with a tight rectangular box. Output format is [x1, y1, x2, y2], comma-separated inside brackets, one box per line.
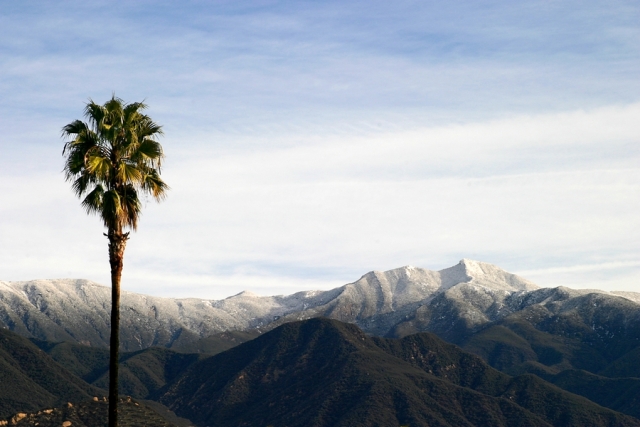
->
[2, 259, 637, 352]
[156, 317, 640, 427]
[2, 317, 639, 426]
[1, 259, 639, 425]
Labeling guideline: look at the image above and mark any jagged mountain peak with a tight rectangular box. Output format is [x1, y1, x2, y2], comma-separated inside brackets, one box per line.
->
[450, 259, 539, 292]
[359, 259, 538, 295]
[227, 290, 261, 299]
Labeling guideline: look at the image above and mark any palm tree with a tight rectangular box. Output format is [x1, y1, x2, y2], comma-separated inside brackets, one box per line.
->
[62, 95, 168, 427]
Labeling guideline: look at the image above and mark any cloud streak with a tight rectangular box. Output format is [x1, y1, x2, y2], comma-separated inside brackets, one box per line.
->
[0, 1, 638, 298]
[3, 104, 638, 297]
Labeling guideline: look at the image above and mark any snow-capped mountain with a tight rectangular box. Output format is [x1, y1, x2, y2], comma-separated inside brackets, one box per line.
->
[0, 259, 637, 351]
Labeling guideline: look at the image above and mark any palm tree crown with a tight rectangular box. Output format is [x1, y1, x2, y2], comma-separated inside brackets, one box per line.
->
[62, 96, 168, 231]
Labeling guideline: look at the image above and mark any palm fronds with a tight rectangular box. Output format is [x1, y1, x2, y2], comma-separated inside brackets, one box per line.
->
[62, 95, 168, 231]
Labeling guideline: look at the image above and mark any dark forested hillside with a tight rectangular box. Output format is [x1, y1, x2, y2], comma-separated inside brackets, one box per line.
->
[32, 339, 205, 400]
[158, 318, 640, 427]
[3, 316, 640, 427]
[0, 328, 102, 418]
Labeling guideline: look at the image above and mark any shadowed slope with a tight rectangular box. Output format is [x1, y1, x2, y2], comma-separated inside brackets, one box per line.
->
[375, 332, 640, 426]
[158, 318, 640, 427]
[540, 369, 640, 419]
[0, 329, 102, 418]
[32, 340, 205, 400]
[456, 289, 640, 417]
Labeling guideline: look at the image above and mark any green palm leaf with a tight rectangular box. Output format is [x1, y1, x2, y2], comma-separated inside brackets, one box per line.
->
[62, 95, 168, 230]
[81, 184, 105, 215]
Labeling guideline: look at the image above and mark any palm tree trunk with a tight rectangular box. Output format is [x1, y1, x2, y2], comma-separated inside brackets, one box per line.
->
[108, 229, 128, 427]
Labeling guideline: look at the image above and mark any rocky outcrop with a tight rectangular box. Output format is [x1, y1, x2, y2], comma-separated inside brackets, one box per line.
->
[0, 398, 179, 427]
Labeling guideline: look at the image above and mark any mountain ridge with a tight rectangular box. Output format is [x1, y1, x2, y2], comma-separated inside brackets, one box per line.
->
[1, 259, 637, 352]
[157, 317, 640, 427]
[4, 318, 639, 426]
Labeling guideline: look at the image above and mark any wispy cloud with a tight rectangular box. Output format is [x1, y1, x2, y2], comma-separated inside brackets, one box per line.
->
[0, 1, 638, 297]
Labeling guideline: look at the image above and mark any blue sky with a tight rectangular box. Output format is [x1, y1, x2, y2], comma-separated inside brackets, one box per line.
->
[1, 1, 639, 298]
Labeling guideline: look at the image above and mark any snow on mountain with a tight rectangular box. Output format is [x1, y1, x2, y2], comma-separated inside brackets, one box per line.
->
[611, 291, 640, 304]
[0, 259, 635, 350]
[0, 278, 325, 350]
